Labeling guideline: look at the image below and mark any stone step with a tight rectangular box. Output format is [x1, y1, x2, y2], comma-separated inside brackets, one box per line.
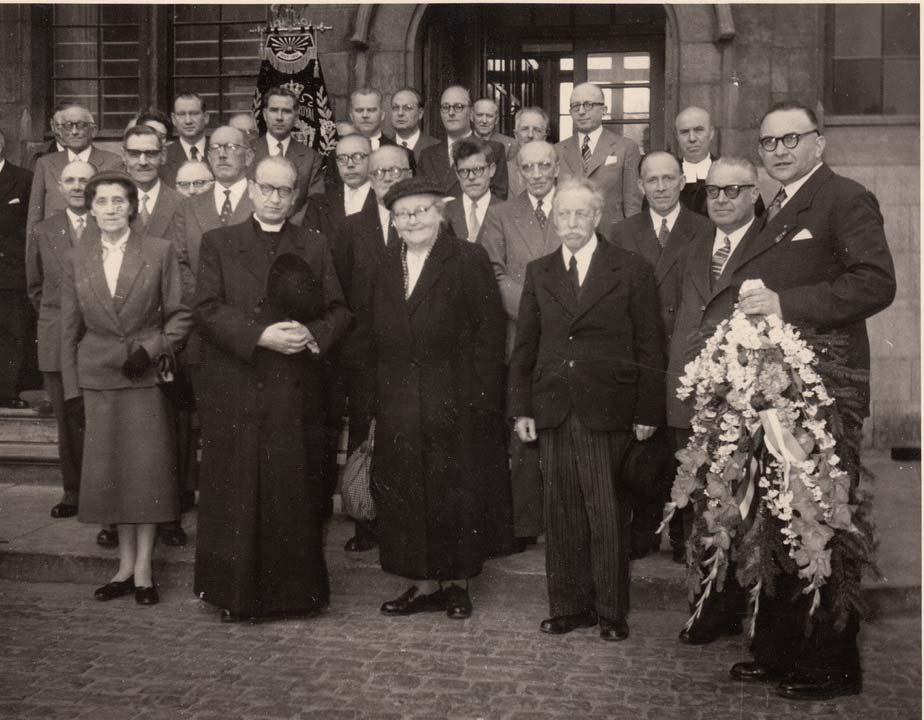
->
[0, 415, 59, 444]
[0, 442, 59, 464]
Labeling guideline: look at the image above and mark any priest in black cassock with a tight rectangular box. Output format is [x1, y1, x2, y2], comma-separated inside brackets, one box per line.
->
[192, 155, 351, 623]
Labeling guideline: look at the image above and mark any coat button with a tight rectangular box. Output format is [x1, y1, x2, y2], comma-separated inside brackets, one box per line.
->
[568, 360, 575, 368]
[256, 382, 264, 390]
[568, 335, 574, 341]
[700, 305, 706, 311]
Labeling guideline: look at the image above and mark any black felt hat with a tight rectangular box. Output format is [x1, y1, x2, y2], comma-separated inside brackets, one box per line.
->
[382, 177, 446, 210]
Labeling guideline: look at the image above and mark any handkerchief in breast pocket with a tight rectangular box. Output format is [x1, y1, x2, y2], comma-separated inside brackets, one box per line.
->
[604, 155, 620, 166]
[790, 228, 814, 242]
[8, 198, 20, 204]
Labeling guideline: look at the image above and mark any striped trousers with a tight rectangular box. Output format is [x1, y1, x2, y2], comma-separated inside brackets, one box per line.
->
[539, 412, 631, 621]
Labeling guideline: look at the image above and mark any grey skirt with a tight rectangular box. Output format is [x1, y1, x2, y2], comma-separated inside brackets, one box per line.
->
[78, 386, 179, 524]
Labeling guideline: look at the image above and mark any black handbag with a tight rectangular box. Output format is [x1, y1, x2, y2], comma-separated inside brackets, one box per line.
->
[155, 335, 194, 410]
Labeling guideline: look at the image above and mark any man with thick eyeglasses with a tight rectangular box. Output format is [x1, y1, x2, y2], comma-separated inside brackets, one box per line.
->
[28, 104, 121, 237]
[164, 92, 211, 188]
[480, 139, 562, 554]
[714, 101, 895, 702]
[389, 88, 438, 166]
[555, 83, 642, 242]
[442, 136, 501, 242]
[174, 161, 214, 198]
[418, 85, 508, 201]
[193, 155, 350, 624]
[253, 86, 324, 225]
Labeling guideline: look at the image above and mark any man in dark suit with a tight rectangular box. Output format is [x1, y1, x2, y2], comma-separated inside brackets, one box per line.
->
[442, 136, 502, 242]
[27, 105, 122, 237]
[192, 155, 351, 623]
[254, 86, 324, 224]
[722, 102, 895, 701]
[30, 102, 72, 169]
[418, 85, 509, 200]
[508, 177, 662, 642]
[0, 131, 34, 410]
[555, 83, 642, 241]
[164, 92, 210, 187]
[389, 88, 439, 165]
[27, 160, 94, 516]
[480, 139, 561, 552]
[610, 151, 713, 560]
[349, 87, 395, 152]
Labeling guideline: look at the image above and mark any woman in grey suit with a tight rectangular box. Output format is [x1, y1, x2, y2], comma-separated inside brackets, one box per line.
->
[61, 171, 192, 606]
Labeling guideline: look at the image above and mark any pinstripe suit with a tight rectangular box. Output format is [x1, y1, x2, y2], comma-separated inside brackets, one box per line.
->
[508, 238, 663, 620]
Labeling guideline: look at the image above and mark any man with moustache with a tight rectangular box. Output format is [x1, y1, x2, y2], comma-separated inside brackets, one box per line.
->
[389, 88, 439, 164]
[507, 106, 550, 198]
[253, 86, 324, 223]
[164, 92, 210, 187]
[472, 98, 518, 162]
[508, 178, 661, 641]
[442, 136, 502, 242]
[480, 139, 562, 552]
[174, 161, 214, 198]
[719, 102, 895, 700]
[418, 85, 508, 200]
[555, 83, 642, 240]
[609, 151, 713, 560]
[193, 155, 351, 623]
[27, 159, 94, 518]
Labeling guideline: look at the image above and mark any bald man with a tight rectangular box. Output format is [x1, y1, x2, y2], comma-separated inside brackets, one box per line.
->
[555, 83, 642, 241]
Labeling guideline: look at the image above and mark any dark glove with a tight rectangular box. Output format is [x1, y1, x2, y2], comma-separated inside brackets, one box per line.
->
[122, 346, 152, 379]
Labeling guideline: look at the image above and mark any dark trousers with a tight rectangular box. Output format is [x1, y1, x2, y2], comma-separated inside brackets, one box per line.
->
[540, 412, 631, 620]
[510, 430, 543, 538]
[0, 291, 28, 400]
[627, 428, 671, 555]
[43, 371, 84, 506]
[345, 364, 376, 540]
[669, 427, 692, 552]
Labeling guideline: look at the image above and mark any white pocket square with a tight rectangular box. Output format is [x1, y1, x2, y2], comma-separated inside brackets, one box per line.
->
[790, 228, 814, 241]
[8, 198, 20, 205]
[604, 155, 620, 166]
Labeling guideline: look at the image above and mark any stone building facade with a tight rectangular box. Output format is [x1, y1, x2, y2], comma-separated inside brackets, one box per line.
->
[0, 3, 917, 447]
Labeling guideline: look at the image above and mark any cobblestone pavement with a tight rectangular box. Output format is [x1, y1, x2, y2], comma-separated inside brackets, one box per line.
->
[0, 580, 919, 720]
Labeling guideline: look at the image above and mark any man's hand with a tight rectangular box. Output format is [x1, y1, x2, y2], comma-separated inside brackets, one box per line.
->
[514, 416, 537, 443]
[633, 424, 657, 442]
[738, 286, 782, 319]
[304, 328, 320, 355]
[257, 321, 310, 355]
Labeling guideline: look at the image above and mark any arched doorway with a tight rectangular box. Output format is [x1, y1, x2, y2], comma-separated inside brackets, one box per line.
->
[419, 4, 667, 150]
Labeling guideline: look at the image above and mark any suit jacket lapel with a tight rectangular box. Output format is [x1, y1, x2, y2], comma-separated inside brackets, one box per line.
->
[84, 238, 122, 329]
[572, 239, 620, 322]
[711, 221, 763, 297]
[194, 193, 220, 233]
[406, 232, 453, 315]
[689, 234, 714, 304]
[539, 247, 577, 317]
[230, 192, 254, 225]
[655, 208, 692, 285]
[236, 220, 272, 286]
[585, 129, 615, 176]
[112, 231, 145, 314]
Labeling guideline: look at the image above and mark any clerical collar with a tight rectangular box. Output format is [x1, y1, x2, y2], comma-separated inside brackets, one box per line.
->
[682, 156, 712, 183]
[252, 214, 285, 232]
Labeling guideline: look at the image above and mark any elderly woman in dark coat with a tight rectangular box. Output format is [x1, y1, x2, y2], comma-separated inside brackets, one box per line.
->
[354, 177, 513, 619]
[61, 171, 191, 606]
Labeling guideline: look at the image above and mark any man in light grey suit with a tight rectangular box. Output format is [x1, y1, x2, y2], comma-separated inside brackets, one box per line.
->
[27, 105, 122, 236]
[479, 140, 561, 551]
[555, 83, 642, 240]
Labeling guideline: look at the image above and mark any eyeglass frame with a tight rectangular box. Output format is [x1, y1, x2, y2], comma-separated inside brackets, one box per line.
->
[176, 179, 212, 190]
[252, 182, 295, 200]
[703, 184, 756, 200]
[56, 121, 95, 132]
[370, 166, 411, 180]
[335, 151, 370, 165]
[392, 203, 437, 223]
[519, 160, 556, 175]
[569, 101, 606, 113]
[758, 130, 819, 153]
[439, 103, 470, 114]
[454, 164, 492, 179]
[208, 142, 247, 154]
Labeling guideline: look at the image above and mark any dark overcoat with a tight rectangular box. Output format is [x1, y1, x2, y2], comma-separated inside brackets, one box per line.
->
[192, 218, 351, 617]
[360, 230, 512, 580]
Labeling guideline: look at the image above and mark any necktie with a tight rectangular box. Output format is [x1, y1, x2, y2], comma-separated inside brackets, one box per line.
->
[276, 141, 284, 157]
[569, 255, 581, 300]
[401, 141, 409, 149]
[467, 200, 481, 240]
[140, 194, 150, 227]
[219, 189, 233, 224]
[581, 135, 591, 173]
[73, 216, 85, 240]
[765, 186, 786, 222]
[657, 218, 669, 249]
[535, 198, 547, 229]
[711, 235, 731, 282]
[190, 146, 200, 161]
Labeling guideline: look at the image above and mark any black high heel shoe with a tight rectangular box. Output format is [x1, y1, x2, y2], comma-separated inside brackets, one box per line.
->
[94, 577, 136, 601]
[134, 580, 159, 605]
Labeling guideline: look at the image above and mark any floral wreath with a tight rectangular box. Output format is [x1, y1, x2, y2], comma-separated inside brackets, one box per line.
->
[660, 280, 875, 634]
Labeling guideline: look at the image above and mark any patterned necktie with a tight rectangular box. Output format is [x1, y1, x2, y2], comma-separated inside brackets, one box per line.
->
[401, 141, 409, 149]
[711, 235, 731, 282]
[140, 194, 150, 227]
[219, 189, 233, 224]
[657, 217, 669, 249]
[73, 215, 85, 240]
[467, 200, 481, 240]
[581, 135, 591, 173]
[276, 141, 284, 157]
[190, 146, 200, 162]
[765, 186, 786, 222]
[535, 198, 547, 229]
[569, 255, 581, 299]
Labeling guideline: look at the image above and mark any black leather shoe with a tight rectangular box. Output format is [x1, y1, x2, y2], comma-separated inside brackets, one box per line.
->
[445, 585, 472, 619]
[344, 535, 377, 552]
[514, 536, 538, 554]
[158, 524, 188, 547]
[50, 502, 78, 519]
[540, 610, 598, 635]
[777, 671, 861, 701]
[730, 661, 787, 683]
[671, 544, 686, 563]
[220, 609, 259, 624]
[94, 578, 135, 601]
[380, 586, 448, 616]
[96, 527, 119, 548]
[679, 618, 743, 645]
[599, 616, 629, 641]
[134, 585, 159, 605]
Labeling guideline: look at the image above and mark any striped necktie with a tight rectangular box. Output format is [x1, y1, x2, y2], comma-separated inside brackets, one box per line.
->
[765, 186, 786, 222]
[581, 135, 591, 173]
[710, 235, 731, 282]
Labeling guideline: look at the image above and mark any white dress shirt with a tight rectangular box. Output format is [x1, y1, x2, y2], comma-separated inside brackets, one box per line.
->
[579, 126, 604, 157]
[405, 247, 430, 297]
[138, 180, 162, 217]
[66, 208, 88, 238]
[101, 229, 130, 296]
[213, 178, 248, 216]
[67, 147, 91, 163]
[462, 192, 490, 240]
[266, 134, 291, 157]
[561, 234, 598, 286]
[649, 203, 681, 235]
[180, 138, 208, 162]
[528, 189, 555, 215]
[344, 182, 372, 216]
[682, 156, 712, 184]
[396, 128, 421, 151]
[711, 218, 755, 276]
[369, 133, 383, 151]
[780, 162, 824, 208]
